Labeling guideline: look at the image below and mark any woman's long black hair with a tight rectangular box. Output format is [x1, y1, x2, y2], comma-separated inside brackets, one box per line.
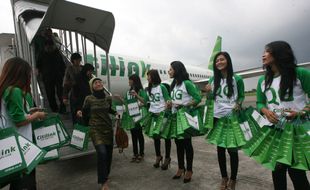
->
[129, 74, 143, 93]
[264, 41, 297, 100]
[213, 52, 234, 99]
[147, 69, 161, 96]
[170, 61, 189, 91]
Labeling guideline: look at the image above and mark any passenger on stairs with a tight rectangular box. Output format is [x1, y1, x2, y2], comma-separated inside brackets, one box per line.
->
[63, 52, 82, 124]
[36, 39, 66, 113]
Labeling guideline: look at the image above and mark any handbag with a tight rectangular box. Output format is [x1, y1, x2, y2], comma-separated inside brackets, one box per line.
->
[115, 119, 128, 153]
[54, 115, 70, 146]
[40, 149, 59, 163]
[146, 113, 160, 138]
[203, 94, 214, 129]
[32, 114, 62, 151]
[0, 127, 26, 184]
[69, 123, 90, 151]
[179, 107, 205, 137]
[276, 122, 293, 165]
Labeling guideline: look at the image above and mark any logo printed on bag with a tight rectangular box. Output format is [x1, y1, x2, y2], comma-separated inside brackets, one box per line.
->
[0, 146, 16, 159]
[21, 142, 31, 154]
[37, 132, 57, 141]
[72, 135, 84, 142]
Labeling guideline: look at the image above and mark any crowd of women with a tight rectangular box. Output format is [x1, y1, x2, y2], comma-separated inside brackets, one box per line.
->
[0, 40, 309, 190]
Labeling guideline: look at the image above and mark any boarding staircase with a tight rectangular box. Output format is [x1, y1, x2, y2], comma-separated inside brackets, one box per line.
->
[36, 39, 97, 160]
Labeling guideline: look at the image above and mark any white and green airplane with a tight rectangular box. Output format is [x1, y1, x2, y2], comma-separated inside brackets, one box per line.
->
[85, 36, 222, 95]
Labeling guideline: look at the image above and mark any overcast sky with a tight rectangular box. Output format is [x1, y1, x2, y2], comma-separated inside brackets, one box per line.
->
[1, 0, 310, 71]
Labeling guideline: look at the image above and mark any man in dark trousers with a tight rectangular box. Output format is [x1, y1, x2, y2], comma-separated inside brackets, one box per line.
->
[37, 39, 66, 113]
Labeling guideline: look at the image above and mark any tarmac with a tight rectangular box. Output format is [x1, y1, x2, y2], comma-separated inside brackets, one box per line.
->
[2, 96, 309, 190]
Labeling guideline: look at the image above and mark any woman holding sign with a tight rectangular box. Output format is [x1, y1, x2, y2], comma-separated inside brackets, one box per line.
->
[252, 41, 310, 190]
[205, 52, 245, 190]
[144, 70, 172, 170]
[0, 57, 46, 190]
[167, 61, 201, 183]
[122, 74, 147, 163]
[77, 77, 117, 190]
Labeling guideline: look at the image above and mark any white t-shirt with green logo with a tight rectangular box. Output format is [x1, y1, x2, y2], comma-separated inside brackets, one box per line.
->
[148, 84, 170, 113]
[210, 75, 244, 118]
[1, 87, 33, 141]
[257, 67, 310, 115]
[171, 80, 201, 113]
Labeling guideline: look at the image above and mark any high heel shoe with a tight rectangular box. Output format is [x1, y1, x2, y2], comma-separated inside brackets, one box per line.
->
[172, 169, 185, 179]
[161, 157, 171, 170]
[227, 179, 236, 190]
[136, 154, 144, 163]
[220, 177, 228, 190]
[153, 156, 163, 168]
[183, 171, 193, 183]
[130, 155, 138, 163]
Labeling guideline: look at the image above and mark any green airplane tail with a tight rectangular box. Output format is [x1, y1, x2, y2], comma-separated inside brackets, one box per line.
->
[208, 36, 222, 70]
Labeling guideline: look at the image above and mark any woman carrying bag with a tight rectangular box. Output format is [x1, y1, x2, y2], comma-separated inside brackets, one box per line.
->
[144, 69, 172, 170]
[118, 74, 148, 163]
[248, 41, 310, 190]
[77, 77, 118, 190]
[205, 52, 245, 190]
[167, 61, 201, 183]
[0, 57, 46, 190]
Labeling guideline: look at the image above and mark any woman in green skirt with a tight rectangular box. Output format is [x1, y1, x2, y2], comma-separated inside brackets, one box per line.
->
[254, 41, 310, 190]
[205, 52, 245, 190]
[167, 61, 202, 183]
[144, 69, 172, 170]
[121, 74, 148, 163]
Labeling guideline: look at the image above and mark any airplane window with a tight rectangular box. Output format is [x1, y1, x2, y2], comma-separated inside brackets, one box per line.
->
[160, 70, 162, 74]
[164, 70, 166, 74]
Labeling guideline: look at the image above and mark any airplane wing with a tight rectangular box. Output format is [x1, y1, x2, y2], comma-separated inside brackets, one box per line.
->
[193, 78, 210, 84]
[235, 67, 264, 79]
[235, 62, 310, 79]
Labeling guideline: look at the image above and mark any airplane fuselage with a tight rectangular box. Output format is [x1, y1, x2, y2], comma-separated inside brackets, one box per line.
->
[86, 53, 213, 95]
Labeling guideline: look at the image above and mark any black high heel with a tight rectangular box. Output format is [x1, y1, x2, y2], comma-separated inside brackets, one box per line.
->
[172, 169, 185, 179]
[161, 158, 171, 170]
[183, 171, 193, 183]
[153, 156, 163, 168]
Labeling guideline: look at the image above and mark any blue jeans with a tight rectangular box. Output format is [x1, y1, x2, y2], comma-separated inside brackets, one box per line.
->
[95, 144, 113, 184]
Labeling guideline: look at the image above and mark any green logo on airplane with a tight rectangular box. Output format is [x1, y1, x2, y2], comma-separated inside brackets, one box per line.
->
[86, 54, 151, 78]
